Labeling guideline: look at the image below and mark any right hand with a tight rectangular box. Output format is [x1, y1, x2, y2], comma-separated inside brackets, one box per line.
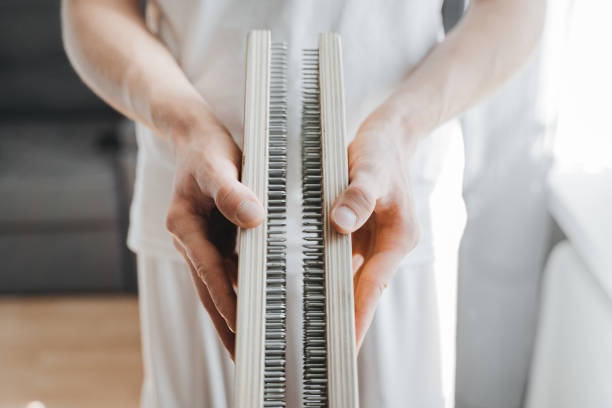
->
[165, 113, 265, 359]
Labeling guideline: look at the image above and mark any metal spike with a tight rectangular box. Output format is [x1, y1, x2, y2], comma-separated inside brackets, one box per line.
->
[301, 48, 328, 408]
[264, 41, 288, 408]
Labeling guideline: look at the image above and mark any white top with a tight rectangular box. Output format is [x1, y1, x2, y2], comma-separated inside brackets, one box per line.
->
[127, 0, 461, 268]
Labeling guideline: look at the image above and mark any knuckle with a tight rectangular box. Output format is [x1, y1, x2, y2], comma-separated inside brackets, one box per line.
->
[165, 207, 183, 234]
[406, 229, 420, 251]
[172, 238, 183, 253]
[190, 154, 237, 197]
[193, 262, 210, 282]
[362, 275, 388, 299]
[350, 161, 381, 186]
[194, 256, 224, 283]
[188, 161, 218, 197]
[215, 296, 232, 319]
[345, 184, 376, 214]
[411, 224, 420, 248]
[395, 213, 419, 253]
[400, 223, 420, 252]
[215, 182, 242, 214]
[195, 156, 219, 182]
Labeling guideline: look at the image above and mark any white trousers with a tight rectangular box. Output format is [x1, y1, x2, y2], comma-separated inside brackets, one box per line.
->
[138, 251, 458, 408]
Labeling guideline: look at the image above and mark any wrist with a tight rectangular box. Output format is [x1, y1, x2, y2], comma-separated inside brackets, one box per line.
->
[170, 108, 227, 156]
[368, 100, 422, 154]
[148, 91, 226, 154]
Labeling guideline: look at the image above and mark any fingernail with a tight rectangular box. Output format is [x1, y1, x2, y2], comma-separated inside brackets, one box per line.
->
[333, 206, 357, 230]
[236, 200, 263, 225]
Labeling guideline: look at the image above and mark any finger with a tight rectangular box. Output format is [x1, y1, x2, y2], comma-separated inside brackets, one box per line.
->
[353, 211, 417, 350]
[352, 254, 364, 275]
[352, 253, 365, 290]
[353, 250, 404, 351]
[167, 206, 237, 333]
[186, 257, 236, 359]
[224, 255, 238, 288]
[351, 218, 374, 260]
[186, 155, 265, 229]
[181, 228, 237, 333]
[213, 176, 265, 229]
[174, 238, 236, 357]
[331, 172, 378, 234]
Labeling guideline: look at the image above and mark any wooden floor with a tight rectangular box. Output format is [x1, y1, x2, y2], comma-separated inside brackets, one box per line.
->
[0, 296, 142, 408]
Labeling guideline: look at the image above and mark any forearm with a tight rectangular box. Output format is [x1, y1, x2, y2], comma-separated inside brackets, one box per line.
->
[382, 0, 546, 139]
[61, 0, 219, 142]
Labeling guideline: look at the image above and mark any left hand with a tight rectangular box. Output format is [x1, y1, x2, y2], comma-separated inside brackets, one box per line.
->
[331, 104, 420, 350]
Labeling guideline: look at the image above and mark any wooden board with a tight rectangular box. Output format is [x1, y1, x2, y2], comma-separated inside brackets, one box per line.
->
[234, 29, 270, 408]
[319, 32, 360, 408]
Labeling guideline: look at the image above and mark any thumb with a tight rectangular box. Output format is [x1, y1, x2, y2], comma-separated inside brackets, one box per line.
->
[213, 176, 265, 229]
[331, 172, 377, 234]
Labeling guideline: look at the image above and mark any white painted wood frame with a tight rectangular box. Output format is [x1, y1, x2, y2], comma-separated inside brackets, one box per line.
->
[234, 29, 270, 408]
[319, 32, 360, 408]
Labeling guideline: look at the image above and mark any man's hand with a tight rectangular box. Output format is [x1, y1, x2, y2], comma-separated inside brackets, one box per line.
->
[331, 105, 420, 350]
[165, 115, 265, 359]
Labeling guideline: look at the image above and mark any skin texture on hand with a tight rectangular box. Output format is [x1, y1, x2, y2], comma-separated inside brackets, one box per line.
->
[331, 107, 420, 350]
[62, 0, 267, 358]
[165, 120, 265, 359]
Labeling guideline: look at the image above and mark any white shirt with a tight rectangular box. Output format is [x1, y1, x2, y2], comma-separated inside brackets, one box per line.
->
[127, 0, 459, 266]
[129, 2, 465, 406]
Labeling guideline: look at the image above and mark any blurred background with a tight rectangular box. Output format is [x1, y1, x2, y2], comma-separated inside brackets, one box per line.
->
[0, 2, 140, 407]
[0, 1, 610, 408]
